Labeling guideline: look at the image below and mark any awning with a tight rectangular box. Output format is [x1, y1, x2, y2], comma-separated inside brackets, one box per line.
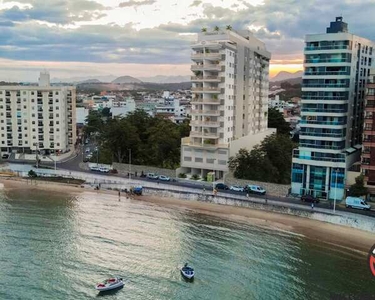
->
[353, 144, 362, 150]
[345, 147, 356, 154]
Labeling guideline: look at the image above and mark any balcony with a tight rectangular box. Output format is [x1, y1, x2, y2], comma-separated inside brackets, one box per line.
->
[301, 108, 346, 114]
[302, 96, 347, 101]
[190, 120, 220, 127]
[191, 64, 222, 71]
[361, 164, 375, 171]
[191, 87, 221, 93]
[300, 120, 346, 126]
[190, 98, 220, 105]
[299, 144, 343, 150]
[305, 58, 351, 64]
[191, 42, 222, 50]
[305, 45, 349, 51]
[365, 104, 375, 112]
[191, 53, 222, 60]
[191, 76, 221, 82]
[293, 153, 345, 163]
[303, 84, 349, 89]
[191, 109, 220, 116]
[190, 131, 219, 138]
[299, 132, 344, 138]
[304, 71, 350, 76]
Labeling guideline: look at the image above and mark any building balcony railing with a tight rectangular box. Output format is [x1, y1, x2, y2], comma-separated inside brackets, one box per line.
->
[304, 59, 351, 64]
[300, 120, 345, 125]
[300, 132, 344, 138]
[191, 109, 220, 116]
[190, 131, 219, 138]
[302, 96, 347, 101]
[190, 98, 220, 105]
[191, 76, 221, 82]
[361, 164, 375, 171]
[293, 154, 345, 162]
[301, 108, 346, 113]
[191, 64, 222, 71]
[304, 71, 350, 76]
[191, 87, 221, 93]
[299, 144, 343, 150]
[303, 84, 349, 88]
[305, 45, 350, 51]
[191, 53, 222, 60]
[190, 121, 220, 127]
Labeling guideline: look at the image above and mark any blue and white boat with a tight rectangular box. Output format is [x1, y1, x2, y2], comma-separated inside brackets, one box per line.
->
[181, 263, 195, 280]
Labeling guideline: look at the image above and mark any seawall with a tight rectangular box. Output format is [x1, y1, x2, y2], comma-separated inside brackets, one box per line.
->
[143, 188, 375, 233]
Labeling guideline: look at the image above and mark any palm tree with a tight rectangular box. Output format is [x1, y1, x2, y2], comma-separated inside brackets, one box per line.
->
[226, 25, 232, 31]
[201, 27, 207, 32]
[214, 26, 220, 32]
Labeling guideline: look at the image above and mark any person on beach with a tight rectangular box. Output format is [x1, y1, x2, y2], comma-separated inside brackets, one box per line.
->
[118, 190, 121, 201]
[311, 202, 314, 209]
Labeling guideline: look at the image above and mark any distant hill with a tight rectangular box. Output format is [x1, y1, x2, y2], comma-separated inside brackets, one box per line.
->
[78, 79, 102, 84]
[51, 75, 117, 83]
[270, 77, 302, 87]
[139, 75, 191, 83]
[270, 71, 303, 82]
[112, 76, 142, 84]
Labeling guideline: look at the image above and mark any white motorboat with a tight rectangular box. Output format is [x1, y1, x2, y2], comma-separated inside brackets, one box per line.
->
[95, 277, 124, 292]
[181, 263, 195, 280]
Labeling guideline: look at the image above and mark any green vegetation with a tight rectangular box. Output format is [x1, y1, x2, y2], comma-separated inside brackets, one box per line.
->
[191, 174, 200, 180]
[348, 174, 369, 197]
[178, 173, 187, 178]
[278, 81, 301, 101]
[229, 134, 296, 184]
[267, 107, 291, 135]
[84, 109, 190, 169]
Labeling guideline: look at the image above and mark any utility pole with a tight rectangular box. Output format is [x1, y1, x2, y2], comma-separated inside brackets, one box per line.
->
[128, 149, 131, 181]
[333, 168, 338, 213]
[34, 142, 39, 168]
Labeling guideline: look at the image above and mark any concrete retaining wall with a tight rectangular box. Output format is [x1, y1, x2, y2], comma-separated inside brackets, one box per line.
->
[142, 188, 375, 233]
[112, 163, 175, 178]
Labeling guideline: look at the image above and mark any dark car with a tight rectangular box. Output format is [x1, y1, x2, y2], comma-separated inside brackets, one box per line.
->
[1, 153, 9, 159]
[215, 183, 229, 190]
[301, 194, 320, 203]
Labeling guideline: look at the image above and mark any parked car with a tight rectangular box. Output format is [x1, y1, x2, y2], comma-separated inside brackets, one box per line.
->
[90, 166, 100, 172]
[215, 183, 229, 190]
[245, 185, 266, 195]
[99, 167, 110, 173]
[86, 153, 93, 159]
[158, 175, 170, 181]
[345, 197, 371, 210]
[1, 153, 9, 159]
[301, 194, 320, 203]
[230, 185, 244, 192]
[85, 148, 90, 153]
[147, 173, 159, 179]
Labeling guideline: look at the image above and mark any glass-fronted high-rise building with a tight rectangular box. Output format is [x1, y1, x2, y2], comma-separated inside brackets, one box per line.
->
[291, 17, 374, 200]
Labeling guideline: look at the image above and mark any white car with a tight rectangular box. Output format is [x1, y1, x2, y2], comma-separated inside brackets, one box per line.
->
[230, 185, 244, 192]
[99, 167, 109, 173]
[345, 197, 371, 210]
[159, 175, 170, 181]
[245, 185, 266, 195]
[147, 173, 159, 179]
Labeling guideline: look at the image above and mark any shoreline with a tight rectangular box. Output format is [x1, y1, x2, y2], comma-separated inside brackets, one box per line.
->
[0, 177, 374, 254]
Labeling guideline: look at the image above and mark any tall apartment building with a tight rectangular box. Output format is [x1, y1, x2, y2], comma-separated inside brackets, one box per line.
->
[0, 72, 76, 155]
[178, 29, 275, 180]
[292, 17, 374, 200]
[361, 69, 375, 186]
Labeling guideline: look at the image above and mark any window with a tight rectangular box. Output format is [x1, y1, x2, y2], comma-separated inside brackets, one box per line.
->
[184, 156, 192, 162]
[368, 88, 375, 96]
[195, 157, 203, 163]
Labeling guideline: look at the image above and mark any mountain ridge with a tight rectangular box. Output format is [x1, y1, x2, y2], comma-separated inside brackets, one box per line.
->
[270, 70, 303, 82]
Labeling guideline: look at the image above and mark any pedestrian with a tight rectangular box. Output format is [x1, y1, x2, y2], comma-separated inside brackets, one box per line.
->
[135, 171, 137, 177]
[311, 202, 314, 209]
[118, 190, 121, 201]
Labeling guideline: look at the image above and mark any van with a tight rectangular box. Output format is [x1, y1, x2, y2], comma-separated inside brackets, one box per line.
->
[345, 197, 371, 211]
[245, 185, 266, 195]
[99, 167, 109, 173]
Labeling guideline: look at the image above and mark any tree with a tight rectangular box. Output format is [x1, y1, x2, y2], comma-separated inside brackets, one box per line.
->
[226, 25, 232, 31]
[178, 119, 191, 139]
[229, 134, 295, 184]
[214, 26, 220, 32]
[349, 174, 369, 197]
[201, 27, 207, 32]
[101, 107, 111, 118]
[267, 107, 291, 135]
[28, 170, 37, 178]
[84, 111, 104, 136]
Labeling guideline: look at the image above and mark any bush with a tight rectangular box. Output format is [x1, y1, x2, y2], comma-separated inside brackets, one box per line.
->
[191, 174, 200, 180]
[178, 173, 187, 178]
[28, 170, 37, 178]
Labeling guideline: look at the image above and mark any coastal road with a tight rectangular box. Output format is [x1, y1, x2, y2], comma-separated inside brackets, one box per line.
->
[5, 153, 375, 218]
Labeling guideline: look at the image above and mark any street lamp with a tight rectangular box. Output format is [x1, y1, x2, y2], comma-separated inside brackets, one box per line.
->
[212, 159, 216, 191]
[33, 142, 39, 168]
[333, 168, 339, 213]
[128, 149, 131, 181]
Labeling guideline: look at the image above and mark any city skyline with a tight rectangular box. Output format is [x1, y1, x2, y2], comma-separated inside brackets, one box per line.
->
[0, 0, 374, 81]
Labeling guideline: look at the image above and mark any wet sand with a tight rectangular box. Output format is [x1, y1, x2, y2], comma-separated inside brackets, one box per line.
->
[0, 177, 374, 254]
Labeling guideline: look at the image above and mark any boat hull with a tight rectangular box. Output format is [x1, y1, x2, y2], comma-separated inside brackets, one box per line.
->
[96, 281, 124, 292]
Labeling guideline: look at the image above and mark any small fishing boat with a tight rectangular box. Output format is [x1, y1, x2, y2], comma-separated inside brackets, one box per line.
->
[95, 277, 124, 292]
[181, 263, 195, 280]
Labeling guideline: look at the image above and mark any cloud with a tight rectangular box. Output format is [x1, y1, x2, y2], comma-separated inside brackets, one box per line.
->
[119, 0, 156, 8]
[189, 0, 202, 7]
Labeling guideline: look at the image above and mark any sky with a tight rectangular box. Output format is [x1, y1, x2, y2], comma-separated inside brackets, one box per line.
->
[0, 0, 375, 81]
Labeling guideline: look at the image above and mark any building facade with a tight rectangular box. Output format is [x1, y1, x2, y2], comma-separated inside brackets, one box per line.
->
[0, 72, 76, 155]
[361, 69, 375, 186]
[178, 29, 274, 180]
[292, 17, 374, 200]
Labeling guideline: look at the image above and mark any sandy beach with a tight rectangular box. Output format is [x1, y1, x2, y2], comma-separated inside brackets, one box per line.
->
[0, 177, 374, 254]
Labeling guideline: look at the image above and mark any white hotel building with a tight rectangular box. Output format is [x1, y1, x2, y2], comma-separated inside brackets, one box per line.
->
[178, 29, 275, 180]
[291, 17, 375, 200]
[0, 72, 76, 155]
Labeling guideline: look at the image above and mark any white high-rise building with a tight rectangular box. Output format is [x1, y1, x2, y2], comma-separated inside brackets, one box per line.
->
[291, 17, 375, 200]
[178, 29, 275, 180]
[0, 72, 76, 155]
